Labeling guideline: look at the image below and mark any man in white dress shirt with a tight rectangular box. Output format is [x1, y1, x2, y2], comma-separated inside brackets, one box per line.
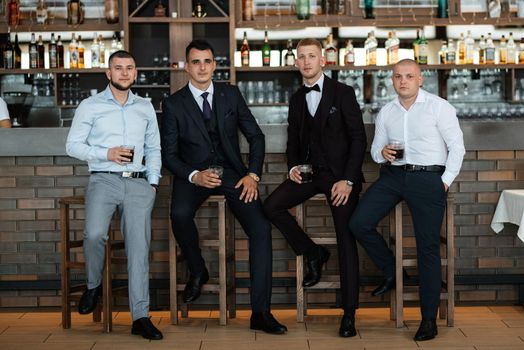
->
[0, 97, 12, 128]
[349, 59, 465, 341]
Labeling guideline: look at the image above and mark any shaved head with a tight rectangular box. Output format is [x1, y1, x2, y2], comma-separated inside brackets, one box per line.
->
[393, 59, 421, 75]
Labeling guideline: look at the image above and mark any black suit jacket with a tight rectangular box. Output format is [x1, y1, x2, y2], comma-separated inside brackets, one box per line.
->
[286, 75, 367, 184]
[161, 83, 265, 180]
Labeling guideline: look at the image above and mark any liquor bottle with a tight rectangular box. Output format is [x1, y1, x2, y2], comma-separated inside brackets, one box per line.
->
[37, 35, 45, 68]
[67, 0, 84, 25]
[465, 30, 475, 64]
[344, 40, 354, 65]
[240, 31, 250, 67]
[364, 0, 374, 19]
[386, 31, 399, 65]
[413, 29, 421, 63]
[325, 33, 338, 65]
[507, 32, 516, 64]
[78, 36, 85, 69]
[296, 0, 310, 20]
[364, 31, 378, 66]
[105, 0, 119, 23]
[36, 0, 49, 24]
[49, 33, 58, 68]
[262, 31, 271, 66]
[322, 0, 337, 14]
[418, 30, 429, 65]
[457, 33, 466, 64]
[91, 33, 100, 68]
[519, 38, 524, 64]
[242, 0, 254, 21]
[3, 34, 14, 69]
[499, 35, 507, 64]
[57, 35, 65, 68]
[29, 34, 38, 69]
[446, 39, 456, 64]
[115, 32, 123, 50]
[8, 0, 20, 26]
[438, 0, 448, 18]
[98, 35, 106, 67]
[478, 35, 486, 65]
[438, 41, 447, 64]
[154, 0, 166, 16]
[13, 33, 21, 69]
[284, 39, 295, 66]
[69, 34, 79, 69]
[485, 33, 496, 65]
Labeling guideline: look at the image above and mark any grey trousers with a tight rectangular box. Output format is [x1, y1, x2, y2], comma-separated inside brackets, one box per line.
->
[84, 173, 156, 320]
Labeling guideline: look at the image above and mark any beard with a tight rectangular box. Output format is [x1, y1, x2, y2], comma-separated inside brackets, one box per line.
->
[110, 78, 134, 91]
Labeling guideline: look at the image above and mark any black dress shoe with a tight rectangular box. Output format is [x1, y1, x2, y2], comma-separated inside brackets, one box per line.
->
[250, 312, 288, 334]
[414, 318, 438, 341]
[303, 245, 330, 287]
[132, 317, 163, 340]
[339, 313, 357, 338]
[183, 269, 209, 303]
[372, 269, 410, 296]
[78, 284, 102, 315]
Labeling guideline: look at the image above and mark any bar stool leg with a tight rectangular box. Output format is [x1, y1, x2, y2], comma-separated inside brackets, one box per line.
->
[60, 202, 71, 329]
[169, 219, 178, 325]
[446, 196, 455, 327]
[226, 207, 236, 319]
[394, 203, 404, 328]
[295, 203, 305, 323]
[218, 201, 227, 326]
[103, 233, 112, 333]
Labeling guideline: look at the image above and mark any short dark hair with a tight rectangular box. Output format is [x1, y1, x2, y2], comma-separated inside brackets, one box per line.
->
[108, 50, 136, 67]
[185, 40, 215, 61]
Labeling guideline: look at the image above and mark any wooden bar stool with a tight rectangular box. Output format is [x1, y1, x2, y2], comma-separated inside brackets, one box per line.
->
[389, 195, 455, 328]
[169, 195, 236, 326]
[60, 196, 125, 332]
[295, 194, 338, 323]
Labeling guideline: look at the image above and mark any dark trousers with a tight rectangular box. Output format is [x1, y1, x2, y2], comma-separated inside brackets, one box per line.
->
[263, 169, 361, 311]
[349, 166, 447, 320]
[170, 168, 272, 313]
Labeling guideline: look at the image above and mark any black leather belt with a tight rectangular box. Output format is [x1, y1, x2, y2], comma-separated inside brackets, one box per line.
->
[399, 164, 445, 172]
[91, 171, 146, 179]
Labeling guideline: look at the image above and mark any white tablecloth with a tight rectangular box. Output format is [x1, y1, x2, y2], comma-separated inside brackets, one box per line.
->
[491, 189, 524, 242]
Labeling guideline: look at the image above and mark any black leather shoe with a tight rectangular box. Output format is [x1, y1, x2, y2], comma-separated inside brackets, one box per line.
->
[339, 313, 357, 338]
[250, 312, 288, 334]
[303, 245, 331, 287]
[132, 317, 163, 340]
[414, 318, 438, 341]
[371, 276, 395, 296]
[183, 269, 209, 303]
[78, 284, 102, 315]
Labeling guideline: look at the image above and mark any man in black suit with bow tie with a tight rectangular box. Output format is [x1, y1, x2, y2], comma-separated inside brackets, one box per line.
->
[161, 40, 286, 334]
[264, 38, 366, 337]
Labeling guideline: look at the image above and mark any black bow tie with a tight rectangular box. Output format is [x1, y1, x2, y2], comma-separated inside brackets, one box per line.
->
[304, 84, 320, 93]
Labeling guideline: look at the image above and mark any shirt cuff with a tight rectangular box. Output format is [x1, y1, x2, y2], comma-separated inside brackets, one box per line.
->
[441, 172, 455, 187]
[148, 175, 160, 186]
[188, 170, 199, 183]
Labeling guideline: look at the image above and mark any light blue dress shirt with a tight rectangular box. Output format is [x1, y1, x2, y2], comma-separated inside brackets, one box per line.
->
[66, 85, 162, 185]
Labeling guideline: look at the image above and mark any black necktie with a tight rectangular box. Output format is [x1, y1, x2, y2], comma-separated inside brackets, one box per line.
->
[304, 84, 320, 94]
[201, 92, 212, 121]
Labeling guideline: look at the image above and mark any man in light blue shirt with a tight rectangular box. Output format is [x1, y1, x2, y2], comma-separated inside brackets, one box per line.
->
[66, 50, 162, 340]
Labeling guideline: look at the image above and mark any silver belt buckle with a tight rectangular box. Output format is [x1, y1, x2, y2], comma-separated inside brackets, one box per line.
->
[122, 171, 132, 178]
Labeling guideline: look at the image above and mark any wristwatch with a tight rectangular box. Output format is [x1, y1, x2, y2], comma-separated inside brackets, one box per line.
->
[248, 172, 260, 182]
[345, 180, 353, 187]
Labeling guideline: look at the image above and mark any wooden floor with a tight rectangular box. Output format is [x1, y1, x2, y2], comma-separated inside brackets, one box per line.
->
[1, 306, 524, 349]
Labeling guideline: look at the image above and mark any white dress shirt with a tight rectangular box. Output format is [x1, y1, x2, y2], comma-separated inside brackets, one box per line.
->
[187, 81, 214, 183]
[371, 89, 465, 186]
[0, 97, 10, 121]
[305, 74, 324, 116]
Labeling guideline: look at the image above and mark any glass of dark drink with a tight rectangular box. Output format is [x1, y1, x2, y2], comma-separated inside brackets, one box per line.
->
[208, 165, 224, 179]
[389, 140, 404, 160]
[122, 145, 135, 163]
[298, 164, 313, 184]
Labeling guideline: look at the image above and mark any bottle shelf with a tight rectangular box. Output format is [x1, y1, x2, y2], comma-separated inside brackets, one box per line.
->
[0, 19, 121, 34]
[132, 84, 170, 88]
[0, 68, 107, 74]
[236, 64, 524, 72]
[237, 15, 524, 29]
[128, 17, 229, 24]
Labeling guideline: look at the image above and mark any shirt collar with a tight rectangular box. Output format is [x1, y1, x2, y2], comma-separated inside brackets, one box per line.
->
[393, 88, 426, 110]
[102, 84, 136, 105]
[188, 81, 214, 100]
[304, 74, 325, 92]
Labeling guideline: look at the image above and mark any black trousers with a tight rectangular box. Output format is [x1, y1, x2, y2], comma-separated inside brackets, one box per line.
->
[263, 168, 361, 311]
[349, 165, 447, 320]
[170, 168, 272, 313]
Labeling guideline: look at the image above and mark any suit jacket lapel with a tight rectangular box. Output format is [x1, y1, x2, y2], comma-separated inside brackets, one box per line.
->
[319, 75, 335, 131]
[181, 85, 211, 144]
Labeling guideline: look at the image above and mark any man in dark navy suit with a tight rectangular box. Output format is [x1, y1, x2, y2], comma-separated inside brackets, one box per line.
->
[161, 40, 286, 334]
